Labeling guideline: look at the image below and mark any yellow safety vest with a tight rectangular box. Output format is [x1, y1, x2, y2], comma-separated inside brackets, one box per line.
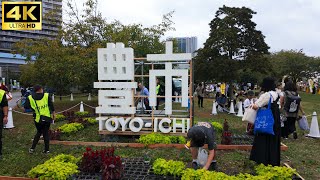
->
[0, 90, 5, 103]
[156, 85, 160, 95]
[28, 93, 51, 123]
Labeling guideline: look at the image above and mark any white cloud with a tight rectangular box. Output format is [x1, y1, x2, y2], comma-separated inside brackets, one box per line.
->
[65, 0, 320, 56]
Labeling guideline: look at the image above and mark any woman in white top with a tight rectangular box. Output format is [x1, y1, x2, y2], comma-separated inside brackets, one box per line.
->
[250, 77, 281, 166]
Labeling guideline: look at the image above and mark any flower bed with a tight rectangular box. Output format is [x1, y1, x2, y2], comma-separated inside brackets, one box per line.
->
[26, 148, 301, 180]
[28, 147, 123, 180]
[28, 154, 79, 179]
[150, 158, 298, 180]
[49, 116, 97, 140]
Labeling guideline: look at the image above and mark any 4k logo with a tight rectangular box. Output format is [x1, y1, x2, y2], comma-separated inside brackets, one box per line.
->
[2, 2, 42, 30]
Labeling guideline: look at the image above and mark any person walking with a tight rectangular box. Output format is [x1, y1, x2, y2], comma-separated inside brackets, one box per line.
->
[250, 77, 281, 166]
[195, 83, 204, 108]
[280, 80, 305, 139]
[0, 88, 8, 160]
[138, 82, 151, 112]
[24, 85, 55, 154]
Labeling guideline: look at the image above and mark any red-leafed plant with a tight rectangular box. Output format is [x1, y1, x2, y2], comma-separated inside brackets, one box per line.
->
[49, 129, 61, 140]
[102, 156, 123, 180]
[62, 111, 75, 120]
[79, 147, 117, 174]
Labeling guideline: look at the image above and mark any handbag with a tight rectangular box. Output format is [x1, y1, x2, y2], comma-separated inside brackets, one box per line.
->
[242, 107, 257, 124]
[254, 94, 275, 135]
[298, 115, 309, 131]
[197, 147, 208, 167]
[34, 100, 52, 123]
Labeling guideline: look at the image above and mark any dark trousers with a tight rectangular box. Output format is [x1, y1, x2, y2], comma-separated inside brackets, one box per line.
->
[198, 96, 203, 107]
[156, 97, 160, 110]
[31, 121, 51, 151]
[0, 118, 2, 155]
[282, 117, 297, 138]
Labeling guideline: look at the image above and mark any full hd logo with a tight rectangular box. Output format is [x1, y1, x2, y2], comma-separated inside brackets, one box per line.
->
[2, 2, 42, 30]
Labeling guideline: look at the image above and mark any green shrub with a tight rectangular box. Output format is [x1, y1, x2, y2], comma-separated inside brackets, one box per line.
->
[84, 117, 97, 124]
[180, 164, 297, 180]
[254, 164, 297, 179]
[211, 122, 223, 132]
[58, 123, 84, 134]
[28, 154, 80, 180]
[153, 158, 186, 177]
[55, 114, 66, 122]
[75, 111, 89, 117]
[138, 133, 186, 145]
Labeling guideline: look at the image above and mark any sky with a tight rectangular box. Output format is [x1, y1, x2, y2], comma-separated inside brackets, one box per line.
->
[65, 0, 320, 57]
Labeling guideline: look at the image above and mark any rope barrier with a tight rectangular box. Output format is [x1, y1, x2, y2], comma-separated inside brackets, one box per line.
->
[53, 94, 97, 98]
[82, 103, 96, 109]
[12, 102, 84, 115]
[305, 114, 313, 118]
[12, 110, 33, 116]
[56, 103, 81, 114]
[55, 94, 71, 97]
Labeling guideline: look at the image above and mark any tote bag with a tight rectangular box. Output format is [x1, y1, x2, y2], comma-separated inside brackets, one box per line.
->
[298, 115, 309, 131]
[197, 147, 208, 167]
[254, 94, 275, 135]
[242, 107, 257, 124]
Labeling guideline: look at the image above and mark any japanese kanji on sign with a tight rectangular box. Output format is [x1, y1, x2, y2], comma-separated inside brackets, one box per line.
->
[95, 41, 194, 136]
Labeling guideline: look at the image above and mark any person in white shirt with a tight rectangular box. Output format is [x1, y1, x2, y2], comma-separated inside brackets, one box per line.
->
[244, 90, 255, 134]
[250, 77, 281, 166]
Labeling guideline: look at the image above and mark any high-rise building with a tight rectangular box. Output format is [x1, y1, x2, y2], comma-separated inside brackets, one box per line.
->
[0, 0, 62, 81]
[175, 37, 198, 54]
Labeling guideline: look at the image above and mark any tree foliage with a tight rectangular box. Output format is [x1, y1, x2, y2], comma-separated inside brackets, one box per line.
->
[14, 0, 175, 92]
[194, 5, 270, 83]
[267, 50, 319, 83]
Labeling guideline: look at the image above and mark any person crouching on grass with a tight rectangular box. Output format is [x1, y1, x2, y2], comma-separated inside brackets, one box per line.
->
[187, 122, 217, 170]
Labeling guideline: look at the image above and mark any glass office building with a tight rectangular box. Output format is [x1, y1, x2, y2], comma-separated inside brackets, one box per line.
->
[0, 0, 62, 80]
[175, 37, 198, 54]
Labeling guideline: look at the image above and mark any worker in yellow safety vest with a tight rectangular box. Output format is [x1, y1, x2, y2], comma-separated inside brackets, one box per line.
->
[0, 87, 9, 160]
[24, 85, 55, 154]
[156, 78, 161, 110]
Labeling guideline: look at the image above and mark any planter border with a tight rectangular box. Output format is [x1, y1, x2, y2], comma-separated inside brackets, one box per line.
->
[283, 163, 305, 180]
[40, 140, 288, 151]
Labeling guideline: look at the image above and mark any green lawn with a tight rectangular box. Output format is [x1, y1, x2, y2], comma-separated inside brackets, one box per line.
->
[0, 92, 319, 179]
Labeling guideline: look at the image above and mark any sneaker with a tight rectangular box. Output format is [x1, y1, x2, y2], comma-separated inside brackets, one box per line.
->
[42, 150, 50, 154]
[209, 161, 217, 171]
[192, 161, 199, 170]
[293, 132, 298, 139]
[29, 148, 35, 154]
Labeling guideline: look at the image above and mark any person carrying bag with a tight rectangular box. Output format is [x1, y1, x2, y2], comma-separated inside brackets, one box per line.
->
[254, 94, 275, 135]
[249, 77, 281, 166]
[24, 85, 55, 154]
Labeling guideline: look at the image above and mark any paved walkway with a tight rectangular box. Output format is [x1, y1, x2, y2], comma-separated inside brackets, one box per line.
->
[8, 91, 22, 108]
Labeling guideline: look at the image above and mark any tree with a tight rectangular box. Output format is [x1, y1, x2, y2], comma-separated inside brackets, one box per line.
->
[194, 5, 270, 83]
[268, 50, 313, 83]
[14, 0, 175, 93]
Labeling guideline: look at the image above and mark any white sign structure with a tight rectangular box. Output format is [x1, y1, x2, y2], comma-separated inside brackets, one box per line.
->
[94, 43, 137, 114]
[148, 41, 191, 114]
[95, 41, 192, 134]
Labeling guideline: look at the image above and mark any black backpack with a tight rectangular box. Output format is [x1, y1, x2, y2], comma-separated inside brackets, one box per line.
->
[284, 91, 301, 113]
[159, 85, 165, 96]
